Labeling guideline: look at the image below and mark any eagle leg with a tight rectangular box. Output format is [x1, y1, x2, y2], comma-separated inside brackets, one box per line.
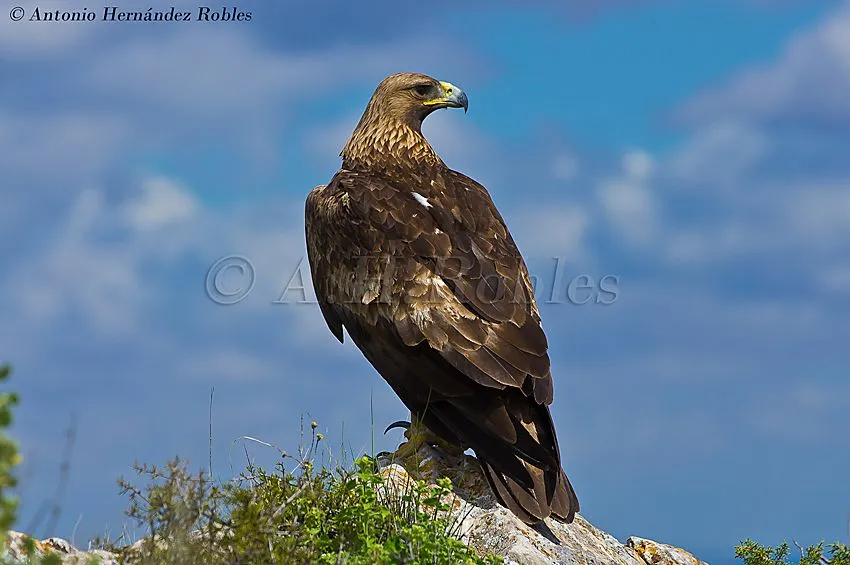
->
[391, 416, 465, 463]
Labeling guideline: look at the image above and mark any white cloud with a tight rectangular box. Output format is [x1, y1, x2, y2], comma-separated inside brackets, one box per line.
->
[7, 189, 144, 333]
[84, 30, 293, 120]
[122, 176, 198, 231]
[1, 175, 333, 349]
[787, 182, 850, 245]
[622, 148, 654, 180]
[664, 225, 755, 264]
[512, 205, 590, 260]
[665, 121, 767, 187]
[552, 152, 580, 181]
[676, 2, 850, 124]
[661, 178, 850, 265]
[585, 148, 659, 248]
[0, 113, 128, 184]
[655, 4, 850, 268]
[597, 177, 657, 247]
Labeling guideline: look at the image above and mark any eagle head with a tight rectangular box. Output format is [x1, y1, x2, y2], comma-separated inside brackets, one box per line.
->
[371, 72, 468, 124]
[341, 72, 468, 169]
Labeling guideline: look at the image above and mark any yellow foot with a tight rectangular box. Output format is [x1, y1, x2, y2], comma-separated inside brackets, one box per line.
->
[391, 419, 465, 463]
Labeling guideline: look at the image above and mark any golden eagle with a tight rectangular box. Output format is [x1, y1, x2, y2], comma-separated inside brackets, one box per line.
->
[305, 72, 578, 524]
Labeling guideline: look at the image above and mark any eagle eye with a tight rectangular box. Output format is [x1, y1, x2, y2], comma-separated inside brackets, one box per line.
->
[412, 84, 435, 98]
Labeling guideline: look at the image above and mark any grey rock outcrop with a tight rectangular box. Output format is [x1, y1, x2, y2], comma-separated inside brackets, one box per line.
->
[377, 443, 709, 565]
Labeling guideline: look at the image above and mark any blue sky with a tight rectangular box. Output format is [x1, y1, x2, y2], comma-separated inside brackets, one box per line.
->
[2, 0, 849, 562]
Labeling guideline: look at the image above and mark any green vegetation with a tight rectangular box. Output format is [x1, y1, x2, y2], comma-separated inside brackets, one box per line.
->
[96, 426, 498, 564]
[0, 365, 19, 545]
[736, 539, 850, 565]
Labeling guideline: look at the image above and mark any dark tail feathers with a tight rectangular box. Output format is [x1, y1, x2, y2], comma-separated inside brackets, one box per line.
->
[480, 457, 579, 524]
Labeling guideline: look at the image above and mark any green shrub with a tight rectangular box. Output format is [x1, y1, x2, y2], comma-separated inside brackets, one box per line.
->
[736, 539, 850, 565]
[99, 428, 498, 564]
[0, 364, 19, 544]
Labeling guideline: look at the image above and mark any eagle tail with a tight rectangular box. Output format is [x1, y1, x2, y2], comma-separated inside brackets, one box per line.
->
[423, 393, 579, 525]
[480, 456, 578, 525]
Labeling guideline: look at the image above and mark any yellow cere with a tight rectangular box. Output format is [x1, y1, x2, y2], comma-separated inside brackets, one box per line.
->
[423, 81, 458, 105]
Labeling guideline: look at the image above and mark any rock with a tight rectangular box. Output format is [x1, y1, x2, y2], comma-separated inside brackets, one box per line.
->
[1, 530, 119, 564]
[627, 537, 709, 565]
[377, 443, 709, 565]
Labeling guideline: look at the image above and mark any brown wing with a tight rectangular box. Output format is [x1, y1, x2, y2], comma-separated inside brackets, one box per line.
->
[305, 169, 578, 523]
[305, 184, 345, 343]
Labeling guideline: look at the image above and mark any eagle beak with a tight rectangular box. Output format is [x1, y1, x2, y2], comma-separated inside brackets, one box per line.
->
[426, 81, 469, 113]
[440, 81, 469, 113]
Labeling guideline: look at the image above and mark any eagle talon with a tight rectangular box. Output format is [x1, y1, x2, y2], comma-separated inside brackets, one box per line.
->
[383, 420, 411, 434]
[391, 420, 465, 461]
